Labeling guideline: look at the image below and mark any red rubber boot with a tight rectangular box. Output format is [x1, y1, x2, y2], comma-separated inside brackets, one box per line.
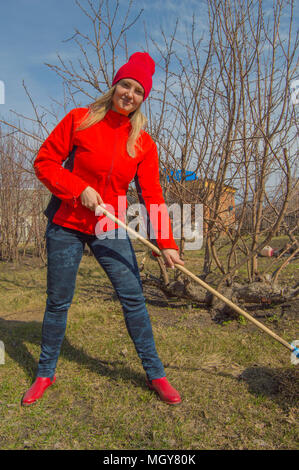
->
[146, 377, 181, 405]
[21, 376, 56, 406]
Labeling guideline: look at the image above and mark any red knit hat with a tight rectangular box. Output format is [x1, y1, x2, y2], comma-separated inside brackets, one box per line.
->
[112, 52, 155, 100]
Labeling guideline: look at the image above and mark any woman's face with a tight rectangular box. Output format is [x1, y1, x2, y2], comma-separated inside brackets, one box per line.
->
[111, 78, 144, 116]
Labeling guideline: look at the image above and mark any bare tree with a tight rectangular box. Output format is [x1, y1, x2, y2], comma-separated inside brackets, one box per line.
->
[0, 0, 144, 262]
[0, 0, 298, 307]
[141, 0, 298, 305]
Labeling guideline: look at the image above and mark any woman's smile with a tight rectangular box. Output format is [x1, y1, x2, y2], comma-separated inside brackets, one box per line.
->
[112, 78, 144, 115]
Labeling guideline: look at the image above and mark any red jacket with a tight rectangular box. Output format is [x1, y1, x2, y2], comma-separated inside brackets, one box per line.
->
[34, 107, 178, 251]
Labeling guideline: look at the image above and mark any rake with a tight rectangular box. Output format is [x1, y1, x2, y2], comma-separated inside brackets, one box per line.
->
[95, 205, 299, 365]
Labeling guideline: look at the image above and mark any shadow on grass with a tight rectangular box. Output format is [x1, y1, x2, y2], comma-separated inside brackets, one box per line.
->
[237, 366, 299, 412]
[0, 317, 146, 387]
[165, 361, 298, 413]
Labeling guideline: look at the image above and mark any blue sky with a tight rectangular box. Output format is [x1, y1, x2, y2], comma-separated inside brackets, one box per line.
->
[0, 0, 297, 128]
[0, 0, 208, 124]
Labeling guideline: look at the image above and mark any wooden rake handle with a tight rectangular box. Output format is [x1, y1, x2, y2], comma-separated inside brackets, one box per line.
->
[95, 206, 294, 353]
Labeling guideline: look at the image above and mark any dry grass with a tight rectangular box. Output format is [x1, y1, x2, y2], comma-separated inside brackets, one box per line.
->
[0, 245, 298, 450]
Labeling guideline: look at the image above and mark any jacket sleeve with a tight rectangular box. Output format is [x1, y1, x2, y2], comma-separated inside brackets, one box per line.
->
[134, 137, 178, 252]
[33, 109, 89, 204]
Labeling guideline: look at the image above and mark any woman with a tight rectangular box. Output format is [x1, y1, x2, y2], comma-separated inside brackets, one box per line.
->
[22, 52, 184, 407]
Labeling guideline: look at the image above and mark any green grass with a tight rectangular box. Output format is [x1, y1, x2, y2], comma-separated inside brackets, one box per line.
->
[0, 245, 298, 450]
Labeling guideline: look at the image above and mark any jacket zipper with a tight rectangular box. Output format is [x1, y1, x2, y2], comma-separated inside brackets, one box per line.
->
[101, 115, 121, 202]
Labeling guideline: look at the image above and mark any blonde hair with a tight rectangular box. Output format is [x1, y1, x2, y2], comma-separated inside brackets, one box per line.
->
[76, 85, 147, 157]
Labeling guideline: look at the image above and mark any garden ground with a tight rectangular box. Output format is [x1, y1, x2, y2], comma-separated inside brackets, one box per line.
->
[0, 241, 298, 450]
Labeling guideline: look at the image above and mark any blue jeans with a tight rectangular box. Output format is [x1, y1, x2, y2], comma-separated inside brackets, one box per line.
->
[37, 221, 165, 381]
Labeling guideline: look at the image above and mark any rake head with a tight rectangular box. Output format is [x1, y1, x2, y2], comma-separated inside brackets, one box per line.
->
[290, 341, 299, 365]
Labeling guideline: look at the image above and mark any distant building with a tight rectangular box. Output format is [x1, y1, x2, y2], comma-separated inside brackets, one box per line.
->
[160, 169, 236, 235]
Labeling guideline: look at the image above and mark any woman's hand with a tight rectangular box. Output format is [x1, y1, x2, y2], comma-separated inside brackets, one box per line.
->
[161, 248, 184, 269]
[80, 186, 104, 212]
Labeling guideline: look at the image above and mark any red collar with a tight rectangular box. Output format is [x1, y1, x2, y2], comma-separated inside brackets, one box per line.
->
[104, 109, 131, 128]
